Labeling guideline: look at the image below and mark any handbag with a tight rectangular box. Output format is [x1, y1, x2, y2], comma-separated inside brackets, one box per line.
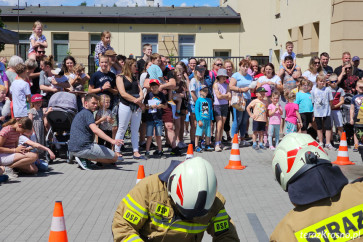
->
[231, 91, 246, 111]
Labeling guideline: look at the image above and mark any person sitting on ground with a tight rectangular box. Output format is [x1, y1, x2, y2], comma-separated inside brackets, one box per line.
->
[68, 93, 123, 170]
[10, 63, 31, 118]
[0, 117, 38, 178]
[112, 157, 240, 241]
[0, 85, 11, 129]
[270, 133, 363, 242]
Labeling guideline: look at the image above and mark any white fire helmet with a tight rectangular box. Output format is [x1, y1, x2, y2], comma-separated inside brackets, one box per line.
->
[272, 133, 331, 191]
[167, 157, 217, 220]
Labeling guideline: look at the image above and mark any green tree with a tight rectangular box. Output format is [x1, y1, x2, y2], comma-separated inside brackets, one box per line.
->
[79, 1, 87, 6]
[113, 3, 117, 7]
[0, 9, 5, 52]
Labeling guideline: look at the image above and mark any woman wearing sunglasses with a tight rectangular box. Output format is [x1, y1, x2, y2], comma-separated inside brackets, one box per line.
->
[302, 56, 323, 88]
[337, 61, 359, 94]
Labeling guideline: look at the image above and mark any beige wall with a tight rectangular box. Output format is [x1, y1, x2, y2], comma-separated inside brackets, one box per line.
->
[221, 0, 332, 70]
[2, 21, 241, 66]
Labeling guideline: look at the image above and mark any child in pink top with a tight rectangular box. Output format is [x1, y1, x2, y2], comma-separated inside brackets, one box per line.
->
[268, 91, 283, 150]
[285, 92, 302, 134]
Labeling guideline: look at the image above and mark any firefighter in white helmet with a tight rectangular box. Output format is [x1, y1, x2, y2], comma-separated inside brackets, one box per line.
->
[112, 157, 239, 241]
[270, 133, 363, 242]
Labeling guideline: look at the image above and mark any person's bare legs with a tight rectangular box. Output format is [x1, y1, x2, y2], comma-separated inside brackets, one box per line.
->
[174, 118, 181, 146]
[325, 130, 332, 145]
[189, 114, 196, 145]
[9, 152, 38, 174]
[317, 130, 323, 144]
[165, 122, 177, 148]
[92, 154, 118, 164]
[139, 122, 146, 145]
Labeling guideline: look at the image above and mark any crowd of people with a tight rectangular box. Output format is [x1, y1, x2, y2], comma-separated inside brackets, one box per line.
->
[0, 21, 362, 178]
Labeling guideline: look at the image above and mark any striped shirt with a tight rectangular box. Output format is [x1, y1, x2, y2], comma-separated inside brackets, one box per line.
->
[0, 125, 20, 149]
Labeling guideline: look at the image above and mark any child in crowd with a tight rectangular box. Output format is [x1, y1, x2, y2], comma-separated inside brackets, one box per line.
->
[0, 118, 38, 177]
[10, 63, 31, 118]
[95, 94, 114, 149]
[49, 68, 69, 91]
[327, 74, 345, 141]
[213, 69, 231, 152]
[195, 85, 214, 152]
[143, 79, 167, 159]
[147, 53, 163, 82]
[285, 92, 302, 134]
[0, 57, 7, 74]
[94, 31, 113, 66]
[350, 80, 363, 152]
[28, 21, 48, 60]
[71, 63, 89, 92]
[19, 129, 55, 172]
[279, 41, 298, 76]
[268, 91, 283, 150]
[247, 87, 268, 150]
[170, 68, 187, 116]
[291, 76, 303, 94]
[28, 94, 52, 148]
[0, 85, 11, 129]
[311, 74, 334, 149]
[295, 79, 314, 134]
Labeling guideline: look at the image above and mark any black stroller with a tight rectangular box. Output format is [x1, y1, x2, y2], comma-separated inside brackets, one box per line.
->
[45, 92, 77, 163]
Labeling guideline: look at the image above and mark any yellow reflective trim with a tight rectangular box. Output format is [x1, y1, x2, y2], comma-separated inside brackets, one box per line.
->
[123, 210, 141, 225]
[213, 215, 229, 222]
[149, 214, 208, 233]
[122, 198, 148, 219]
[295, 203, 363, 242]
[124, 234, 143, 242]
[127, 194, 148, 213]
[155, 203, 170, 217]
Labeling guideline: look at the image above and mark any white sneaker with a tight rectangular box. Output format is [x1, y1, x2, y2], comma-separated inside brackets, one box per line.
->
[215, 145, 222, 152]
[325, 144, 334, 150]
[318, 142, 324, 148]
[4, 167, 18, 179]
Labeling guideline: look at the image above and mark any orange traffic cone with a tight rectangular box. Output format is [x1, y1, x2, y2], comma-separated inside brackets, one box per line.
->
[186, 144, 194, 160]
[332, 132, 354, 165]
[136, 165, 145, 184]
[225, 134, 246, 170]
[49, 201, 68, 242]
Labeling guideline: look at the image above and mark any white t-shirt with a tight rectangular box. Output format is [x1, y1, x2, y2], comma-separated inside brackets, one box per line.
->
[257, 75, 282, 94]
[302, 70, 318, 86]
[280, 51, 296, 62]
[10, 79, 31, 118]
[29, 34, 47, 53]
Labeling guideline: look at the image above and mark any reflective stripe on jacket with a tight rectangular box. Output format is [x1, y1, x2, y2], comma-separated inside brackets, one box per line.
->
[112, 174, 240, 242]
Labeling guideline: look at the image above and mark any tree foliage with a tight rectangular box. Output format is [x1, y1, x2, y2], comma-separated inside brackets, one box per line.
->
[79, 1, 87, 6]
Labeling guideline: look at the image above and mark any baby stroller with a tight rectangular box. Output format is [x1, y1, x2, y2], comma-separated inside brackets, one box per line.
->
[45, 92, 77, 163]
[341, 94, 354, 145]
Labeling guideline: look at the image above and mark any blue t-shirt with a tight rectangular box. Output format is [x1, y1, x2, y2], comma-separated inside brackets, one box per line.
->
[351, 94, 363, 119]
[147, 64, 163, 80]
[195, 97, 213, 121]
[295, 91, 313, 113]
[231, 72, 252, 100]
[311, 86, 333, 117]
[68, 109, 95, 152]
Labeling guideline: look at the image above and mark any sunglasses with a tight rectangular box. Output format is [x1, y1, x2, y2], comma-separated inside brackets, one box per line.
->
[37, 51, 45, 54]
[330, 81, 337, 83]
[346, 67, 351, 70]
[314, 62, 320, 64]
[215, 64, 223, 66]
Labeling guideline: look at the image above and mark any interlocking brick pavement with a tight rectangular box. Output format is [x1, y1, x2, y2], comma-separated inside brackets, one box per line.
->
[0, 140, 362, 242]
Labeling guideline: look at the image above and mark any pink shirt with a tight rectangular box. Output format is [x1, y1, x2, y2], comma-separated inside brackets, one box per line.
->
[268, 103, 282, 125]
[285, 103, 299, 125]
[0, 125, 20, 148]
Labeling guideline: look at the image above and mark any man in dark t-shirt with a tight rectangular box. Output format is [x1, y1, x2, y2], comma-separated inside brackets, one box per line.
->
[29, 46, 46, 94]
[137, 44, 152, 78]
[69, 94, 123, 170]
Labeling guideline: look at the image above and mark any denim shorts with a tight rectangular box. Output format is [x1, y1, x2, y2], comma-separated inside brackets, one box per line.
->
[70, 143, 115, 160]
[146, 120, 163, 137]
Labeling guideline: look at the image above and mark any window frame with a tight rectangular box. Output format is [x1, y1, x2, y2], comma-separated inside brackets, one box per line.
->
[90, 33, 101, 56]
[18, 32, 32, 61]
[178, 35, 195, 58]
[52, 33, 69, 62]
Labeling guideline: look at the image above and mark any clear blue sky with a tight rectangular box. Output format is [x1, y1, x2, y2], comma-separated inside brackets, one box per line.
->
[0, 0, 220, 7]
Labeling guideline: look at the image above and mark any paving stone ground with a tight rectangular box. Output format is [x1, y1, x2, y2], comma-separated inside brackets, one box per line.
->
[0, 138, 362, 242]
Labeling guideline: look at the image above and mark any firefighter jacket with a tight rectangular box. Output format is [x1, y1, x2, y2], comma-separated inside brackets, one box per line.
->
[112, 173, 240, 242]
[270, 181, 363, 242]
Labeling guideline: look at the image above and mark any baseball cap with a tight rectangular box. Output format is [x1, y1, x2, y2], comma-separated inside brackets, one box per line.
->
[217, 69, 228, 78]
[195, 65, 206, 72]
[352, 56, 360, 62]
[256, 87, 267, 93]
[105, 50, 117, 56]
[200, 84, 208, 90]
[149, 79, 160, 85]
[31, 94, 43, 103]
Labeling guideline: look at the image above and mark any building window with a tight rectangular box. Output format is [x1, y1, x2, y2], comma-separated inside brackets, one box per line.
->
[179, 35, 195, 57]
[53, 33, 69, 62]
[214, 50, 231, 58]
[141, 34, 158, 55]
[19, 33, 31, 61]
[90, 34, 101, 56]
